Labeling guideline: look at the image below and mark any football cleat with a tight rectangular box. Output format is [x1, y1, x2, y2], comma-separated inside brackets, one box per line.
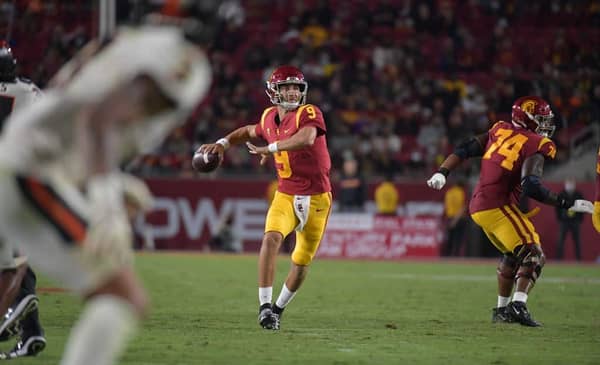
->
[0, 295, 39, 341]
[269, 312, 280, 330]
[507, 301, 542, 327]
[272, 304, 285, 317]
[491, 307, 514, 323]
[0, 335, 46, 359]
[0, 308, 19, 342]
[258, 305, 280, 330]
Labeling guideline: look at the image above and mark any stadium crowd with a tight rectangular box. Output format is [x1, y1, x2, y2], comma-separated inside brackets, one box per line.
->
[4, 0, 600, 180]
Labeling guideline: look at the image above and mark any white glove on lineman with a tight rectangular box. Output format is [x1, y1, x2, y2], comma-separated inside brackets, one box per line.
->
[427, 172, 447, 190]
[568, 199, 595, 214]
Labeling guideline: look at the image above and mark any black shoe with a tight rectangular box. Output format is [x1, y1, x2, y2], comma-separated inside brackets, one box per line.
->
[507, 301, 542, 327]
[491, 306, 514, 323]
[272, 304, 285, 317]
[0, 335, 46, 359]
[0, 309, 19, 342]
[258, 304, 280, 330]
[0, 295, 38, 342]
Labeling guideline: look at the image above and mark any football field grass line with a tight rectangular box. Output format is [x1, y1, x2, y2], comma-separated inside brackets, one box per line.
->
[19, 254, 599, 365]
[371, 272, 600, 284]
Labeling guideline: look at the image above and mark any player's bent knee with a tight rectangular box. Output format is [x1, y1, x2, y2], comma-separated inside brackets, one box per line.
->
[291, 250, 313, 266]
[497, 254, 518, 279]
[263, 231, 284, 248]
[515, 244, 545, 282]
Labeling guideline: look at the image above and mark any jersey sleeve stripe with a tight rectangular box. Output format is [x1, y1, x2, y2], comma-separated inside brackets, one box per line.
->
[538, 137, 550, 150]
[295, 104, 310, 129]
[538, 138, 556, 159]
[16, 176, 88, 244]
[260, 107, 276, 131]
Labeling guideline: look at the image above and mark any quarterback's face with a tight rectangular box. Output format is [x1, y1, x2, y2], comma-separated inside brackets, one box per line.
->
[279, 83, 301, 104]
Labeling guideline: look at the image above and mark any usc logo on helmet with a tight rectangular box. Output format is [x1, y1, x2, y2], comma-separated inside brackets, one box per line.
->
[520, 100, 536, 114]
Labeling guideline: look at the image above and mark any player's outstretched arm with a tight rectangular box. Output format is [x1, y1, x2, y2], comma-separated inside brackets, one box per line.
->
[197, 124, 258, 161]
[84, 74, 173, 176]
[246, 126, 317, 156]
[521, 153, 594, 212]
[427, 133, 487, 190]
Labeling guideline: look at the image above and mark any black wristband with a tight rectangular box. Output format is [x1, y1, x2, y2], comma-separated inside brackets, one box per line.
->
[437, 167, 450, 177]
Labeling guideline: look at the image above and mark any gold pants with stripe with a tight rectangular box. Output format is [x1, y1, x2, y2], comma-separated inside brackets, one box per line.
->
[471, 204, 540, 254]
[265, 191, 332, 265]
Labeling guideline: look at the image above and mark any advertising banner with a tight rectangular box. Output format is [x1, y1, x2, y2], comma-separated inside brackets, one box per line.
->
[136, 178, 600, 261]
[319, 215, 443, 259]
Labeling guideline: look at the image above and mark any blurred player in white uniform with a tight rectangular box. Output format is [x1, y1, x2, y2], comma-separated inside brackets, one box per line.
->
[0, 25, 211, 365]
[0, 42, 46, 359]
[0, 47, 41, 127]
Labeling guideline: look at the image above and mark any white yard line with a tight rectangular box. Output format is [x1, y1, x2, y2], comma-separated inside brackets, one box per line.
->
[372, 273, 600, 284]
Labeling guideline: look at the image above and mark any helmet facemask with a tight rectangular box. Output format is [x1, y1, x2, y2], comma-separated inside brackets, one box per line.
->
[526, 111, 555, 138]
[266, 80, 308, 110]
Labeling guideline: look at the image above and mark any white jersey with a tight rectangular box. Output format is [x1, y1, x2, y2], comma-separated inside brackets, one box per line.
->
[0, 77, 42, 124]
[0, 26, 211, 184]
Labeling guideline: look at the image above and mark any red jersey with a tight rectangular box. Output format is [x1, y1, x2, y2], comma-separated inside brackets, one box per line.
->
[254, 104, 331, 195]
[469, 121, 557, 213]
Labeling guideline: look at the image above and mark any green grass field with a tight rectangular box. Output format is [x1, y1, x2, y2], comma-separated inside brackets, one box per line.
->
[5, 253, 600, 365]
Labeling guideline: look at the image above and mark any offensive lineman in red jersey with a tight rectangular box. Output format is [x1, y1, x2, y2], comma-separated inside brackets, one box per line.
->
[427, 96, 594, 327]
[594, 147, 600, 233]
[197, 65, 332, 330]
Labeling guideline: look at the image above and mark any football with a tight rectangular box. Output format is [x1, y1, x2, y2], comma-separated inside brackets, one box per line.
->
[192, 150, 220, 173]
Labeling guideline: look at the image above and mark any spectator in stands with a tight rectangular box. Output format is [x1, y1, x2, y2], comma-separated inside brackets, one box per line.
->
[338, 154, 366, 212]
[442, 179, 468, 257]
[8, 0, 600, 182]
[374, 172, 400, 216]
[555, 177, 584, 260]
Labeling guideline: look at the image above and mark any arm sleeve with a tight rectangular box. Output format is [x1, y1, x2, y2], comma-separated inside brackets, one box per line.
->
[453, 135, 486, 159]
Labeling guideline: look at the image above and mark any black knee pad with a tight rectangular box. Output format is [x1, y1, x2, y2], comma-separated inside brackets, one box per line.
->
[497, 254, 519, 279]
[515, 244, 546, 282]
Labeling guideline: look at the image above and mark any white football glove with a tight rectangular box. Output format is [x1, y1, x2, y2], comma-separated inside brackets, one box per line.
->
[84, 173, 134, 266]
[120, 173, 154, 213]
[568, 199, 595, 214]
[427, 172, 447, 190]
[83, 213, 133, 267]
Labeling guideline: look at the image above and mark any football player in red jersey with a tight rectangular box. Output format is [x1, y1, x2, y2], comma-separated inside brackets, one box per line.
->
[198, 65, 332, 330]
[594, 147, 600, 233]
[427, 96, 594, 327]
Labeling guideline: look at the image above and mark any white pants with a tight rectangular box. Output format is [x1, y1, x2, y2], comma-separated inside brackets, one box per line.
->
[0, 167, 131, 293]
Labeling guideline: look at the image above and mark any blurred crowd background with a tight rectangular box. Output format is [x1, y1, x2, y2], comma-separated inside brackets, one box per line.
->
[2, 0, 600, 182]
